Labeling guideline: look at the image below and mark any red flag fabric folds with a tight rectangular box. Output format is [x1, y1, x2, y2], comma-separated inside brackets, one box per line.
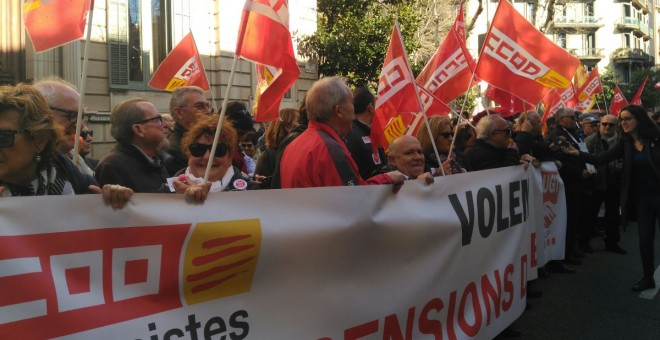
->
[23, 0, 93, 52]
[416, 3, 476, 109]
[631, 76, 648, 106]
[610, 85, 629, 116]
[236, 0, 300, 122]
[475, 0, 580, 105]
[485, 85, 536, 118]
[149, 32, 210, 92]
[371, 24, 423, 151]
[574, 68, 602, 112]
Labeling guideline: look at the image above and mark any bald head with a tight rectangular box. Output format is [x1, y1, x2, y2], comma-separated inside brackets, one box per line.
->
[388, 135, 425, 179]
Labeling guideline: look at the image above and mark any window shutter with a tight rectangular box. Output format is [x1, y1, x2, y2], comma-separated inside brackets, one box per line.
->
[108, 0, 129, 88]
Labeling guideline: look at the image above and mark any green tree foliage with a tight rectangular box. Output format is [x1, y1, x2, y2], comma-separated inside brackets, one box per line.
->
[598, 68, 659, 113]
[297, 0, 420, 88]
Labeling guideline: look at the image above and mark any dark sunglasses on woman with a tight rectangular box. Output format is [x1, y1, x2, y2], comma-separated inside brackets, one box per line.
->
[188, 143, 229, 158]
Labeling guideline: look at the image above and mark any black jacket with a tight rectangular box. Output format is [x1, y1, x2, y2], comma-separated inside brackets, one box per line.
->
[95, 144, 169, 193]
[465, 139, 520, 171]
[580, 134, 660, 224]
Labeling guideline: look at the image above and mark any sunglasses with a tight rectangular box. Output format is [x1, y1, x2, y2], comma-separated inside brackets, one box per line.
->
[189, 143, 230, 158]
[135, 115, 164, 125]
[241, 143, 254, 148]
[601, 123, 616, 127]
[80, 130, 94, 138]
[50, 106, 79, 122]
[0, 129, 26, 148]
[438, 132, 453, 138]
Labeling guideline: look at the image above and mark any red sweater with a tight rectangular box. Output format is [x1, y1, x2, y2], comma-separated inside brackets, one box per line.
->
[280, 121, 393, 188]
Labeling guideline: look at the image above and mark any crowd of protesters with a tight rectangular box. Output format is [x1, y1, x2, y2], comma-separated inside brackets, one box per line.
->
[0, 76, 658, 337]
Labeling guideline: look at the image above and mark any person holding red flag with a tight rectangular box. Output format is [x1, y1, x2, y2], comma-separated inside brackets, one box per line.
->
[279, 77, 404, 189]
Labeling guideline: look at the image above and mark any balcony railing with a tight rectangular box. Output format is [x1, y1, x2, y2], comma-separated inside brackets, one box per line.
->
[611, 47, 654, 65]
[615, 17, 653, 37]
[553, 16, 604, 28]
[567, 48, 605, 59]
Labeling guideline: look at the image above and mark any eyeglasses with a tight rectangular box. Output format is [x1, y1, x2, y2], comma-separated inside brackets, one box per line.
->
[49, 106, 79, 122]
[179, 102, 213, 112]
[135, 115, 164, 125]
[438, 132, 453, 138]
[601, 123, 616, 127]
[0, 129, 26, 148]
[620, 116, 635, 122]
[241, 143, 254, 148]
[80, 130, 94, 138]
[492, 128, 512, 135]
[189, 143, 230, 158]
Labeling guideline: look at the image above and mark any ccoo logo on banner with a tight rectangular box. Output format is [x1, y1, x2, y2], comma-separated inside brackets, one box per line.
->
[0, 220, 262, 339]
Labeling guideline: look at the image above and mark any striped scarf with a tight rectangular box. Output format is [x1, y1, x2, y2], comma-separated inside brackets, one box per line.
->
[2, 161, 72, 197]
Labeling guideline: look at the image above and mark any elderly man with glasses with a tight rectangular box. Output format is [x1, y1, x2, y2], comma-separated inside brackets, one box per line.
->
[34, 77, 98, 178]
[166, 86, 213, 176]
[95, 98, 171, 193]
[583, 114, 626, 254]
[465, 114, 535, 171]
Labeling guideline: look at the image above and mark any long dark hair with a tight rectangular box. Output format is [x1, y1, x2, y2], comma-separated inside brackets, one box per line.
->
[621, 105, 659, 142]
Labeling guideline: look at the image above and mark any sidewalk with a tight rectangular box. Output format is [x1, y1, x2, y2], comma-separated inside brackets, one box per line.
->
[511, 223, 660, 339]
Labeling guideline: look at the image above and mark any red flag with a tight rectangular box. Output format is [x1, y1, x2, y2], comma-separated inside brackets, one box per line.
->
[371, 24, 423, 151]
[236, 0, 300, 122]
[575, 68, 603, 101]
[630, 76, 648, 106]
[475, 0, 580, 105]
[406, 87, 453, 137]
[23, 0, 93, 52]
[574, 68, 602, 112]
[541, 90, 565, 123]
[416, 3, 476, 106]
[610, 85, 629, 116]
[485, 85, 535, 118]
[149, 32, 210, 92]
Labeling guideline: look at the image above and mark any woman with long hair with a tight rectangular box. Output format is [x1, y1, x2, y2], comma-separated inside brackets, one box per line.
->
[563, 105, 660, 291]
[415, 116, 468, 175]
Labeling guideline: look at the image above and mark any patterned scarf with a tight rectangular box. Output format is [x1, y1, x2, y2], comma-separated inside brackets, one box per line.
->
[1, 160, 72, 197]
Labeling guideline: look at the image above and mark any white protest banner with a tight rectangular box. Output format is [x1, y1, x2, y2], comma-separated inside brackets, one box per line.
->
[534, 162, 567, 266]
[0, 166, 544, 339]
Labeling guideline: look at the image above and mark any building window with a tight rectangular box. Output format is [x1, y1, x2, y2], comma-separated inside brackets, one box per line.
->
[623, 34, 631, 48]
[623, 4, 631, 17]
[108, 0, 189, 90]
[557, 33, 566, 48]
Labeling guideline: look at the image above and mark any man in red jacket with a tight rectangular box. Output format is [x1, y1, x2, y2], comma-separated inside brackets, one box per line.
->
[280, 77, 403, 188]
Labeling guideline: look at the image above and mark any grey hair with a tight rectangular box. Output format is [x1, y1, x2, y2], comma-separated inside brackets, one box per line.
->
[554, 107, 574, 118]
[169, 86, 205, 112]
[110, 98, 149, 145]
[476, 114, 501, 139]
[33, 76, 78, 106]
[306, 76, 350, 123]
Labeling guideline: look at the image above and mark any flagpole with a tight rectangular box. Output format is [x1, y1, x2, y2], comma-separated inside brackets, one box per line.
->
[395, 21, 445, 176]
[448, 67, 479, 158]
[203, 55, 239, 182]
[71, 3, 95, 166]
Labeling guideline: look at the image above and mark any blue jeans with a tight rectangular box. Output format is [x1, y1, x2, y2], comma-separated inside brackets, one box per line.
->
[635, 188, 660, 278]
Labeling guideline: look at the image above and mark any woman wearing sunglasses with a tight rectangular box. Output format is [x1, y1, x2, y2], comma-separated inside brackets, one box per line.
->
[170, 115, 259, 203]
[416, 116, 468, 175]
[0, 84, 132, 209]
[562, 105, 660, 292]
